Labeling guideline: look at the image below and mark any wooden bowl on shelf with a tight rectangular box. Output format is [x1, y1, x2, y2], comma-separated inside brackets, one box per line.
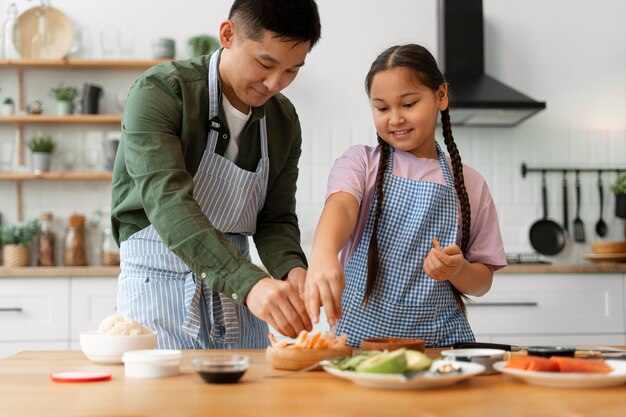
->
[266, 346, 353, 371]
[591, 241, 626, 254]
[360, 337, 425, 352]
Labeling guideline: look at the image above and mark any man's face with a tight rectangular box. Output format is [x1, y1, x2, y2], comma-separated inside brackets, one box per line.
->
[219, 21, 310, 113]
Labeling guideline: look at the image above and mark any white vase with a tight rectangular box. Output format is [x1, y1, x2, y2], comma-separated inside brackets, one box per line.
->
[56, 100, 73, 115]
[31, 152, 52, 174]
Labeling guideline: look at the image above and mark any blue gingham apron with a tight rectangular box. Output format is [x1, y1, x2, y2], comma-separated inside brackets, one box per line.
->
[117, 49, 270, 349]
[337, 143, 475, 348]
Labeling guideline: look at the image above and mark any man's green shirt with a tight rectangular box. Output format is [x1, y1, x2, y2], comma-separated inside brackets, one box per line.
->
[111, 54, 307, 304]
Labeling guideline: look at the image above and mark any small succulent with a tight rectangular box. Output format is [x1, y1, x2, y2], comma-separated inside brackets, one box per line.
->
[28, 135, 55, 153]
[187, 34, 220, 58]
[49, 83, 80, 101]
[611, 173, 626, 196]
[0, 219, 41, 245]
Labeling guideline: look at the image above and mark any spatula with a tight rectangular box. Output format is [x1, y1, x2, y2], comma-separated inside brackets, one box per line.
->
[573, 171, 586, 242]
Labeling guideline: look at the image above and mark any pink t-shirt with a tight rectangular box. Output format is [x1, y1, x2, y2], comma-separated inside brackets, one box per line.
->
[327, 145, 507, 270]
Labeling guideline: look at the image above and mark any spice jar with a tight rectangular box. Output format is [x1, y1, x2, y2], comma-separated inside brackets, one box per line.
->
[37, 212, 56, 266]
[64, 214, 87, 266]
[101, 227, 120, 266]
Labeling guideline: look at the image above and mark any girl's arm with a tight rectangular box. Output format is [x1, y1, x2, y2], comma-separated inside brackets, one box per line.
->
[423, 244, 493, 296]
[305, 192, 360, 325]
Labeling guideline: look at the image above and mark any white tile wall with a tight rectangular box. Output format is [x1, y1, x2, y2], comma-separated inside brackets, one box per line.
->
[2, 125, 625, 266]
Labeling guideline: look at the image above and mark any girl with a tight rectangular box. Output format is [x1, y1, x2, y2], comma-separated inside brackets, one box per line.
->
[304, 44, 507, 347]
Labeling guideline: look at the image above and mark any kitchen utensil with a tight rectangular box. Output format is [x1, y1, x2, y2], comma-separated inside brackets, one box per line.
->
[192, 355, 249, 384]
[122, 349, 181, 378]
[596, 171, 608, 237]
[441, 348, 505, 375]
[529, 171, 566, 255]
[15, 6, 74, 59]
[562, 171, 569, 232]
[80, 331, 157, 364]
[573, 171, 586, 242]
[592, 241, 626, 253]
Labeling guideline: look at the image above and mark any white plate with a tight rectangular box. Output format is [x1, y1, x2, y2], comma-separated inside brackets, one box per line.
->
[322, 360, 484, 390]
[494, 360, 626, 388]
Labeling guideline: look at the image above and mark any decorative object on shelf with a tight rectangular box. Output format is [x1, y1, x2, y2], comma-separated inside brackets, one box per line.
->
[49, 83, 79, 115]
[101, 226, 119, 266]
[37, 212, 56, 266]
[26, 99, 44, 115]
[0, 138, 13, 172]
[2, 97, 15, 115]
[187, 34, 219, 58]
[0, 219, 40, 267]
[15, 3, 74, 59]
[64, 213, 86, 266]
[103, 136, 120, 171]
[81, 83, 103, 115]
[2, 2, 20, 59]
[612, 173, 626, 219]
[152, 37, 175, 59]
[27, 134, 55, 173]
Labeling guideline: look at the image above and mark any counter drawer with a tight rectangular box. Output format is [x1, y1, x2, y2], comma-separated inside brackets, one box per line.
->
[466, 274, 624, 335]
[69, 277, 118, 340]
[0, 278, 70, 341]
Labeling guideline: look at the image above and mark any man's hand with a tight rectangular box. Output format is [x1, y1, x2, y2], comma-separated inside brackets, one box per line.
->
[245, 276, 312, 338]
[285, 266, 307, 296]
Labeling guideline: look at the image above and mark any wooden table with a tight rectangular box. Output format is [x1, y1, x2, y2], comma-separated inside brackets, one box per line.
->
[1, 349, 625, 417]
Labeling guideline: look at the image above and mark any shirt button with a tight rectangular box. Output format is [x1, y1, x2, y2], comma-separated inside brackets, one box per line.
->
[222, 133, 228, 139]
[232, 293, 238, 300]
[200, 272, 206, 279]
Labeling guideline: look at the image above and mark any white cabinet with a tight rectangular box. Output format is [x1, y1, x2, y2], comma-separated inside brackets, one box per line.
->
[466, 273, 625, 346]
[0, 276, 118, 358]
[69, 277, 118, 348]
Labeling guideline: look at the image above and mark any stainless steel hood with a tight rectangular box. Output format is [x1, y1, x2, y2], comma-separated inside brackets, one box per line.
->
[438, 0, 546, 127]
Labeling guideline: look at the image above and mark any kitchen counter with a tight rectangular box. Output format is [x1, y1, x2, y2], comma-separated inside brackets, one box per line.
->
[1, 263, 626, 278]
[1, 349, 625, 417]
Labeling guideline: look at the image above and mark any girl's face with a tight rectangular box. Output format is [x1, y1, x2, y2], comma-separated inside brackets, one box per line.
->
[369, 67, 448, 159]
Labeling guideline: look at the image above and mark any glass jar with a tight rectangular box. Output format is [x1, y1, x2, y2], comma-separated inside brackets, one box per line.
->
[101, 227, 119, 266]
[2, 2, 20, 60]
[37, 212, 55, 266]
[64, 214, 86, 266]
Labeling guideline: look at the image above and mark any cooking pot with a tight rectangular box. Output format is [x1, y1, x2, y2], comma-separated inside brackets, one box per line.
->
[529, 172, 566, 255]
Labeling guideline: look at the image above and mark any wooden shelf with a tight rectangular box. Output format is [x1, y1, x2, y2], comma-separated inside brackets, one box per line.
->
[0, 58, 167, 70]
[0, 114, 122, 124]
[0, 266, 120, 277]
[0, 172, 112, 181]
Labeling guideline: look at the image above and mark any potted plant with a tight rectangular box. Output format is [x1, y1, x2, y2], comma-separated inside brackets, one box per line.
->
[28, 135, 56, 173]
[0, 219, 40, 267]
[611, 173, 626, 219]
[49, 83, 79, 115]
[187, 34, 220, 58]
[2, 97, 15, 115]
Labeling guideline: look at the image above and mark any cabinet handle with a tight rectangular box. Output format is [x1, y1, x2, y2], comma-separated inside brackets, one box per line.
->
[0, 307, 23, 312]
[467, 302, 539, 307]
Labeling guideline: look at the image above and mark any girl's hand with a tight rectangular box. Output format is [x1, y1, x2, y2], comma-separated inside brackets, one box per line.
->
[304, 252, 345, 327]
[423, 241, 465, 282]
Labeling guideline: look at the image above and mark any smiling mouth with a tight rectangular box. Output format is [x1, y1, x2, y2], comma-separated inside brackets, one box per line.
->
[391, 129, 412, 137]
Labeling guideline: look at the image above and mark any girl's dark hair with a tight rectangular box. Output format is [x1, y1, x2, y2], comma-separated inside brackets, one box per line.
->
[363, 44, 471, 316]
[229, 0, 321, 50]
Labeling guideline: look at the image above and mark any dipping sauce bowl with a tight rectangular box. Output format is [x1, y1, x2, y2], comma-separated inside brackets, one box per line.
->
[192, 355, 250, 384]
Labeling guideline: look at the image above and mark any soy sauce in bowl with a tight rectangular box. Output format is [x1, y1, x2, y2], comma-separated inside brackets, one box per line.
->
[192, 355, 249, 384]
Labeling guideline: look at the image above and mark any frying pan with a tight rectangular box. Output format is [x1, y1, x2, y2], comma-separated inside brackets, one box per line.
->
[529, 172, 566, 255]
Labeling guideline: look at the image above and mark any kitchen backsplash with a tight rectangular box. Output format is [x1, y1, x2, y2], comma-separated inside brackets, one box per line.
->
[1, 125, 625, 266]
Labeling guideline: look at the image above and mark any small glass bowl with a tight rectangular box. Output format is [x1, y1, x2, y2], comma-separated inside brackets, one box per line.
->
[192, 355, 250, 384]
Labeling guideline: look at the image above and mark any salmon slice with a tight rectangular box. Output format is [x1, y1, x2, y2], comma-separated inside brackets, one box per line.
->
[505, 356, 559, 372]
[550, 356, 613, 374]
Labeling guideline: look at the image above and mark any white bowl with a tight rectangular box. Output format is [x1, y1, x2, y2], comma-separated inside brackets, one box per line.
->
[123, 349, 182, 378]
[79, 331, 157, 364]
[440, 348, 506, 375]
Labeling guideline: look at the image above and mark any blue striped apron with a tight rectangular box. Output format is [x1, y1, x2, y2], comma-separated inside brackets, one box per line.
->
[337, 143, 475, 348]
[117, 49, 270, 349]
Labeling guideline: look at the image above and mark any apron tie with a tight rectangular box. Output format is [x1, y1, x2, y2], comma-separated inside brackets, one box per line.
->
[181, 272, 202, 340]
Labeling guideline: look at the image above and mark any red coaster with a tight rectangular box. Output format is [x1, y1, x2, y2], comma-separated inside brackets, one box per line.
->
[50, 371, 112, 383]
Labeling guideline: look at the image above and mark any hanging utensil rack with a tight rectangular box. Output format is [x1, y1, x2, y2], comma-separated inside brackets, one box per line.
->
[521, 163, 624, 178]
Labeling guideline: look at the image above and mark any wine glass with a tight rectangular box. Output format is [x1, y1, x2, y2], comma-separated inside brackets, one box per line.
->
[61, 149, 78, 172]
[82, 148, 100, 171]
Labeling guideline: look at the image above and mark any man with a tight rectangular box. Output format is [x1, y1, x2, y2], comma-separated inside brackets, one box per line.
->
[111, 0, 321, 349]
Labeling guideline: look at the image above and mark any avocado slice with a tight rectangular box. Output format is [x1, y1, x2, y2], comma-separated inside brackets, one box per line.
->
[355, 349, 407, 374]
[405, 350, 433, 371]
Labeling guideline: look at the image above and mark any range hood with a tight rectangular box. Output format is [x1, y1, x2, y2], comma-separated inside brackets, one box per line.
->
[438, 0, 546, 127]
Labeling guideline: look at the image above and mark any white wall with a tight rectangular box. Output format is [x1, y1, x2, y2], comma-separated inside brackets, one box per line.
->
[1, 0, 626, 265]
